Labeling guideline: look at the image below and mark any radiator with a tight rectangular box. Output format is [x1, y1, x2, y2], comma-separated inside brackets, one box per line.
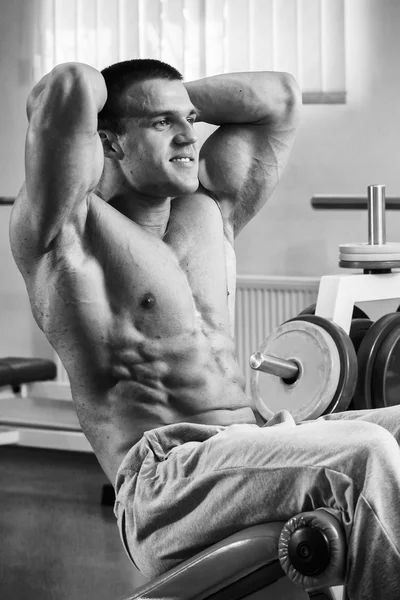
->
[55, 275, 321, 396]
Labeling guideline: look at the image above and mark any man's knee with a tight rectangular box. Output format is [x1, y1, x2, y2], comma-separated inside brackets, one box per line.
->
[345, 421, 399, 474]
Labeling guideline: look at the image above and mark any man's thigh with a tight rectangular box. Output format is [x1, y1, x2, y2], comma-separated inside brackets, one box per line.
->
[130, 415, 397, 576]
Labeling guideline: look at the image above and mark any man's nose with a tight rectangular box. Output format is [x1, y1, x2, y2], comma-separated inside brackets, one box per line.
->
[174, 123, 198, 145]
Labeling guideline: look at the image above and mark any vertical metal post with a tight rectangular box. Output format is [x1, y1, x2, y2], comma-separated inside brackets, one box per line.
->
[368, 184, 386, 245]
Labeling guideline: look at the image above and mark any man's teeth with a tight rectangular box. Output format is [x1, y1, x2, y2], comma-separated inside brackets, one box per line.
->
[172, 157, 191, 162]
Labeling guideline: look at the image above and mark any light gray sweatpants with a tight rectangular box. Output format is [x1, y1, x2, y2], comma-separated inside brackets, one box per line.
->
[114, 406, 400, 600]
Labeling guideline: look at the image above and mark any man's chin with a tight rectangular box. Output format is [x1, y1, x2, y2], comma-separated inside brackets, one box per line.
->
[170, 177, 199, 196]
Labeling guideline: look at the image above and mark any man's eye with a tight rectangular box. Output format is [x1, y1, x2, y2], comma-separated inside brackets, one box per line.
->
[187, 117, 196, 124]
[156, 119, 168, 127]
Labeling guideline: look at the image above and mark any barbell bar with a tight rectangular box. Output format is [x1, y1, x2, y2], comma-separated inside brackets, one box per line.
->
[249, 351, 299, 381]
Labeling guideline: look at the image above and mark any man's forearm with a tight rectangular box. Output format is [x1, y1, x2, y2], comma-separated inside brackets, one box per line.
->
[185, 71, 301, 127]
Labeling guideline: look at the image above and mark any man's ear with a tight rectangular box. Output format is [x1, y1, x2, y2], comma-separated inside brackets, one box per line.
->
[98, 129, 124, 160]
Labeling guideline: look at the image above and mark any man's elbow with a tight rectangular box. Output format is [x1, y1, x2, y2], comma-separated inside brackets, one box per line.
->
[51, 63, 107, 106]
[28, 63, 107, 129]
[282, 72, 302, 116]
[26, 64, 87, 125]
[259, 72, 302, 127]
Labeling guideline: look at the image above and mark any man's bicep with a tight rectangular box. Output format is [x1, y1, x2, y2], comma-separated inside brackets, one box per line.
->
[198, 122, 297, 236]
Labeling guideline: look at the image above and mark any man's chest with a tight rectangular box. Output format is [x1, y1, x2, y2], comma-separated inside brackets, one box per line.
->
[61, 192, 237, 338]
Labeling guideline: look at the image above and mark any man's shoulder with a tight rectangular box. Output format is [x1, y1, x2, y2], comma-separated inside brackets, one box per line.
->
[170, 185, 235, 244]
[171, 184, 224, 221]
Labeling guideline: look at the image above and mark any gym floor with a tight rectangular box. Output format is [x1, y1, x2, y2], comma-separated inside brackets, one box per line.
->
[0, 445, 147, 600]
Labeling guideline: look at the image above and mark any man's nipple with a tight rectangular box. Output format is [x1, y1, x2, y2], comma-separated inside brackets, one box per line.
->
[140, 292, 156, 310]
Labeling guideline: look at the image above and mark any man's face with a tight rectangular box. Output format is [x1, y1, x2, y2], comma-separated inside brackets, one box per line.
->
[119, 78, 199, 197]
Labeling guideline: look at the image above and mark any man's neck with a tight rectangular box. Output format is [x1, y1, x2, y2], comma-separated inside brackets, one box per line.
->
[109, 194, 171, 238]
[96, 174, 171, 239]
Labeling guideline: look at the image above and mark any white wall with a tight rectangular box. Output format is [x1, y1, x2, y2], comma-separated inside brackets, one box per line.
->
[0, 0, 53, 358]
[236, 0, 400, 277]
[1, 0, 400, 356]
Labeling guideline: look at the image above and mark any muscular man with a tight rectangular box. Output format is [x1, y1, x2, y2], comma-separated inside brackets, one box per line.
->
[9, 59, 400, 599]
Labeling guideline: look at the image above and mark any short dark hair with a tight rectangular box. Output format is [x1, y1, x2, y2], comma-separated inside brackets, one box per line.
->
[98, 58, 183, 134]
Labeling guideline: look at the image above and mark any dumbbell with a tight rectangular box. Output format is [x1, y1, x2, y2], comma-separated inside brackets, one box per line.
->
[351, 311, 400, 410]
[250, 314, 358, 422]
[249, 313, 380, 420]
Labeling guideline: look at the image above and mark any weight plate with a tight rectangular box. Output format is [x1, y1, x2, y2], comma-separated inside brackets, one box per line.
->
[298, 304, 369, 320]
[340, 242, 400, 255]
[250, 320, 341, 423]
[298, 303, 319, 316]
[371, 323, 400, 409]
[347, 318, 374, 410]
[339, 252, 400, 262]
[352, 313, 400, 410]
[349, 318, 374, 354]
[339, 260, 400, 270]
[286, 314, 358, 415]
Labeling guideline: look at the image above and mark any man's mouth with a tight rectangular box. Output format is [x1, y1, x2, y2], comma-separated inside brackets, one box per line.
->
[170, 156, 195, 163]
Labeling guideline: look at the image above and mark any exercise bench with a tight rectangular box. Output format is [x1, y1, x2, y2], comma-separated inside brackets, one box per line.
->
[116, 508, 347, 600]
[0, 356, 57, 446]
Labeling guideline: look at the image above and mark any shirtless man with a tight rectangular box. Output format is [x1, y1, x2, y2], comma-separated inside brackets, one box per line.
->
[10, 58, 300, 476]
[10, 60, 400, 598]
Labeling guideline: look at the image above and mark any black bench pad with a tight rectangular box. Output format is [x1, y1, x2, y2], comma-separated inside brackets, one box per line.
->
[0, 357, 57, 387]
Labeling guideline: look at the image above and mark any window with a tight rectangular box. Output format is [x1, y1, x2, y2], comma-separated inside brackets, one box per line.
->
[30, 0, 346, 103]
